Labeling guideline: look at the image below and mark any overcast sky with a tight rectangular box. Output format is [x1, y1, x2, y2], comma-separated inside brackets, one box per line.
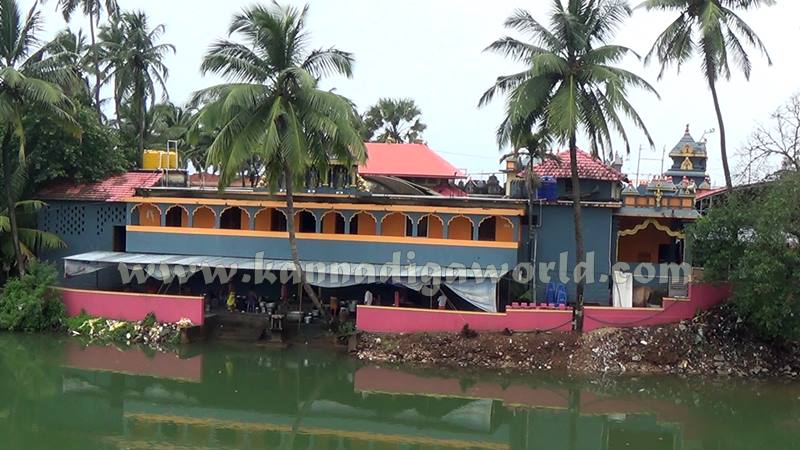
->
[26, 0, 800, 186]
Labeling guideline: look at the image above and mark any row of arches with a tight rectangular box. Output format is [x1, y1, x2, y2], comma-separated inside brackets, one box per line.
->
[131, 204, 515, 242]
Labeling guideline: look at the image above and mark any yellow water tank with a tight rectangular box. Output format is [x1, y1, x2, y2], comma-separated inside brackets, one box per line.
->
[142, 150, 179, 169]
[142, 150, 161, 169]
[167, 151, 178, 169]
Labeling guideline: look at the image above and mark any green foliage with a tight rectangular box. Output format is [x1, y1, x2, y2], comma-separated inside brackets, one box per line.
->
[25, 104, 130, 189]
[0, 261, 65, 332]
[1, 200, 66, 272]
[195, 2, 366, 190]
[64, 309, 92, 331]
[640, 0, 774, 189]
[141, 311, 157, 329]
[691, 172, 800, 340]
[99, 10, 175, 156]
[480, 3, 657, 154]
[0, 0, 79, 275]
[362, 98, 426, 143]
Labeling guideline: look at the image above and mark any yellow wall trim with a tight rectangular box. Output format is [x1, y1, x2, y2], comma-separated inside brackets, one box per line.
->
[617, 217, 685, 239]
[127, 225, 520, 249]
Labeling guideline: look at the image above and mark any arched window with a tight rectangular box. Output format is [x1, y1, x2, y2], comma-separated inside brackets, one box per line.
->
[192, 206, 215, 229]
[349, 212, 376, 236]
[495, 216, 515, 242]
[132, 204, 161, 226]
[417, 214, 444, 238]
[221, 206, 249, 230]
[294, 210, 317, 233]
[254, 207, 286, 232]
[321, 211, 346, 234]
[164, 205, 188, 227]
[448, 215, 474, 240]
[478, 217, 497, 241]
[381, 212, 412, 237]
[254, 208, 272, 231]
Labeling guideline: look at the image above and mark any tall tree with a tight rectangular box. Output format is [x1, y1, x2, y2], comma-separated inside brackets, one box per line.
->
[480, 2, 657, 332]
[195, 3, 365, 321]
[99, 11, 174, 160]
[640, 0, 774, 190]
[1, 200, 65, 280]
[0, 0, 78, 275]
[362, 98, 427, 143]
[51, 0, 119, 120]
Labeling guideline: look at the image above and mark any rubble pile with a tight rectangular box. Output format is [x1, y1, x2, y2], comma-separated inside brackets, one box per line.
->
[355, 305, 800, 377]
[66, 312, 193, 350]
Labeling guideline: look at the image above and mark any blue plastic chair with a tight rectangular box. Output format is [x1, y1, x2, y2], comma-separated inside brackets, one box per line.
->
[544, 282, 557, 306]
[556, 284, 567, 307]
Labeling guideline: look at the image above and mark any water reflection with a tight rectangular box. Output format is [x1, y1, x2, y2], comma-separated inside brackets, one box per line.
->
[0, 334, 799, 450]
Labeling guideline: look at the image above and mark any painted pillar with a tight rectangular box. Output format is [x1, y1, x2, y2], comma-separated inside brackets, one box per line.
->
[471, 215, 480, 241]
[375, 213, 383, 236]
[158, 204, 166, 227]
[343, 213, 352, 234]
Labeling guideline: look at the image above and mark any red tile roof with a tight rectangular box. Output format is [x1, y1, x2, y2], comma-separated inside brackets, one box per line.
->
[359, 143, 466, 179]
[37, 171, 163, 202]
[532, 150, 622, 181]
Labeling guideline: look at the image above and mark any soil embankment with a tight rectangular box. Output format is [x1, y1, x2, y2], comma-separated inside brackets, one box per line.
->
[354, 305, 800, 377]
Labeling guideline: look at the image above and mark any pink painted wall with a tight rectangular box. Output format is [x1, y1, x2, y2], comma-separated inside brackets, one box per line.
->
[356, 282, 730, 334]
[63, 341, 203, 381]
[59, 288, 204, 325]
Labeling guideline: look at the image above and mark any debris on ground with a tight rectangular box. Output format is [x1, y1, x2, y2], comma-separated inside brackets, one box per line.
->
[354, 305, 800, 377]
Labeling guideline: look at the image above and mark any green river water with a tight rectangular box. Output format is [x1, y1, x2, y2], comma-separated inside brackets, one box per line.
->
[0, 333, 798, 450]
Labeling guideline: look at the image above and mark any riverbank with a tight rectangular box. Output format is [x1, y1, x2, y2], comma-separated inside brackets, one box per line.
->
[65, 312, 190, 350]
[354, 304, 800, 377]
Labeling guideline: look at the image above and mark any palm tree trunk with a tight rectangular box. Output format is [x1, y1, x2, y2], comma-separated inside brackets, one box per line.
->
[709, 79, 733, 190]
[1, 129, 25, 276]
[89, 6, 102, 122]
[137, 82, 145, 161]
[568, 134, 585, 333]
[283, 162, 330, 323]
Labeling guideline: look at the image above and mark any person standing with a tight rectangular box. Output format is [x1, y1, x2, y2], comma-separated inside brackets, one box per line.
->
[226, 287, 237, 312]
[437, 291, 447, 310]
[363, 289, 373, 306]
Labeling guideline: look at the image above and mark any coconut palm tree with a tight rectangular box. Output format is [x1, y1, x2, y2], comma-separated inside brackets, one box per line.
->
[639, 0, 773, 190]
[50, 0, 119, 119]
[480, 2, 657, 332]
[1, 200, 66, 278]
[0, 0, 78, 276]
[362, 98, 427, 143]
[194, 3, 365, 322]
[99, 11, 174, 159]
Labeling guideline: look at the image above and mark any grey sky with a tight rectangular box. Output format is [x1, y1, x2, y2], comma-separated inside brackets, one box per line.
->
[28, 0, 800, 185]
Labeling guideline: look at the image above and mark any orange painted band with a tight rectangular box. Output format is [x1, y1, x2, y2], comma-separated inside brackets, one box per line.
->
[127, 225, 520, 249]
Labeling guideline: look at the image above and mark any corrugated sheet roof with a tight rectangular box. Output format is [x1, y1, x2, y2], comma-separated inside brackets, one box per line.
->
[359, 143, 466, 179]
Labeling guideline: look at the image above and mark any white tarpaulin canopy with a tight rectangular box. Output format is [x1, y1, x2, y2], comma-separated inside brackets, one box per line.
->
[63, 251, 505, 312]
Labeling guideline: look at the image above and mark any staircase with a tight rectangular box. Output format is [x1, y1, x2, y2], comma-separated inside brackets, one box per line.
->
[206, 313, 268, 342]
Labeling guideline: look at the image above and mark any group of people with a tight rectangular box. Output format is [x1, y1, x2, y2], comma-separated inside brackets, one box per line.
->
[205, 285, 452, 316]
[361, 289, 449, 310]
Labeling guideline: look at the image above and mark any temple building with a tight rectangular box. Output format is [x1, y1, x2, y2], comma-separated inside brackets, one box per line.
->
[664, 125, 711, 188]
[35, 129, 729, 335]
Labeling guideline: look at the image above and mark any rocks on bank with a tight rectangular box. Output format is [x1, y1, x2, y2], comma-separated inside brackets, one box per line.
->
[354, 305, 800, 377]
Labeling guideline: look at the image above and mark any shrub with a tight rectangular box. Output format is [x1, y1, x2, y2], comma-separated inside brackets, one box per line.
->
[0, 261, 65, 332]
[691, 171, 800, 341]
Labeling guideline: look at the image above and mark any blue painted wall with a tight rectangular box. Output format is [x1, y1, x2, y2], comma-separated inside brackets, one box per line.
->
[126, 230, 518, 270]
[38, 200, 127, 288]
[532, 204, 613, 305]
